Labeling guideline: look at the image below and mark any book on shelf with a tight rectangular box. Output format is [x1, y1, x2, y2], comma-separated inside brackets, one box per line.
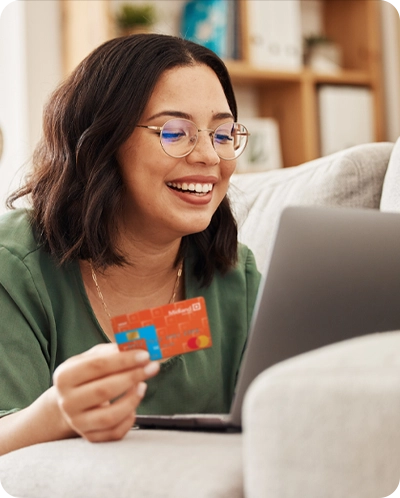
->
[236, 118, 283, 173]
[246, 0, 302, 71]
[318, 85, 374, 156]
[181, 0, 239, 60]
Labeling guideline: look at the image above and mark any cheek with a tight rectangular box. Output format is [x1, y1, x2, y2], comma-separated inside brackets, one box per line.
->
[221, 160, 237, 180]
[117, 143, 137, 178]
[215, 162, 236, 203]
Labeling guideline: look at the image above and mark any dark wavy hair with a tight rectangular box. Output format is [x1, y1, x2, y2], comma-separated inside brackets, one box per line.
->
[7, 34, 238, 286]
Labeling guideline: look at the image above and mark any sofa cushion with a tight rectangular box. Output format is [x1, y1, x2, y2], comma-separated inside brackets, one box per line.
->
[380, 137, 400, 212]
[230, 142, 393, 274]
[0, 430, 243, 498]
[242, 330, 400, 498]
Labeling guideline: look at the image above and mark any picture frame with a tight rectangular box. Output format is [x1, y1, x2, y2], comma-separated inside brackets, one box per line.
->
[236, 118, 283, 173]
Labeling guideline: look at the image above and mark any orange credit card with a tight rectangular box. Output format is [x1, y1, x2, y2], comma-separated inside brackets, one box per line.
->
[111, 297, 212, 360]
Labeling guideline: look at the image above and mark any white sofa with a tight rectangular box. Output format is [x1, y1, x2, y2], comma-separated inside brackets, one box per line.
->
[1, 139, 400, 498]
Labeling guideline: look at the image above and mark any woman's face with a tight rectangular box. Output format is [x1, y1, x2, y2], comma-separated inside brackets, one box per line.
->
[117, 64, 236, 244]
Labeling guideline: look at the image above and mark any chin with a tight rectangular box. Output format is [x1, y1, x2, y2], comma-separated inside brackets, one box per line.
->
[179, 217, 213, 237]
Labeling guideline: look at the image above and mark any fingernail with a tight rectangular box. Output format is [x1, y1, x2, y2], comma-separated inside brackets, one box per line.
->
[143, 361, 160, 376]
[136, 381, 147, 398]
[134, 350, 150, 362]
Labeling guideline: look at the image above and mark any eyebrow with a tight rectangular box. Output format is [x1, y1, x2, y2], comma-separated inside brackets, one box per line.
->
[146, 110, 235, 122]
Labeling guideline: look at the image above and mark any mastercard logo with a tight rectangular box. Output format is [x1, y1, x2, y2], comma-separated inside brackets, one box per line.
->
[187, 335, 210, 349]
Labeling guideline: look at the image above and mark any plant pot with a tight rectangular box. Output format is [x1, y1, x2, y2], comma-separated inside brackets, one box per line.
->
[307, 43, 342, 73]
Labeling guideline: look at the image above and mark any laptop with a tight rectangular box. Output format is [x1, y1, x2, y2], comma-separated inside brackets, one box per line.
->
[135, 205, 400, 431]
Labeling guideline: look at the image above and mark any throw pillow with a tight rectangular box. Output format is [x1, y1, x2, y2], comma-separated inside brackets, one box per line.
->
[230, 142, 393, 274]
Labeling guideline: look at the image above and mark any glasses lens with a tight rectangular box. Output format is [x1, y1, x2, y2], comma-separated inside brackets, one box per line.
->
[160, 119, 197, 158]
[213, 123, 249, 160]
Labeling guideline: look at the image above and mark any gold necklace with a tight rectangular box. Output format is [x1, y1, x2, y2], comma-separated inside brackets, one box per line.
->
[90, 260, 183, 319]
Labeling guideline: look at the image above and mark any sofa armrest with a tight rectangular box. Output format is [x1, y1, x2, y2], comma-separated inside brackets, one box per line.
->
[0, 430, 244, 497]
[242, 331, 400, 498]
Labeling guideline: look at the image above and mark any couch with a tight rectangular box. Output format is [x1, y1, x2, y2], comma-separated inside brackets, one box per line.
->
[1, 139, 400, 498]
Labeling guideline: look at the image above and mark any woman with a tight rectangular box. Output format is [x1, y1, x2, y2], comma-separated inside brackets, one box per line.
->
[0, 34, 260, 454]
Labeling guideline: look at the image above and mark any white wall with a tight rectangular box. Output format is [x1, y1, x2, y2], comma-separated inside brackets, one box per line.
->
[0, 0, 62, 214]
[0, 0, 29, 212]
[24, 1, 63, 152]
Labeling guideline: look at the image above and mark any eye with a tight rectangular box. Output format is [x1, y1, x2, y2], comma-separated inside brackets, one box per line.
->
[214, 132, 233, 144]
[161, 129, 187, 143]
[214, 125, 234, 144]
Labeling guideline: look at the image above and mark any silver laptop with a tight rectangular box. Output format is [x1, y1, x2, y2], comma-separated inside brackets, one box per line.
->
[135, 205, 400, 431]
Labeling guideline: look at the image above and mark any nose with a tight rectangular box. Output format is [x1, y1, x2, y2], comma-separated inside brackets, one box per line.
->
[186, 131, 220, 166]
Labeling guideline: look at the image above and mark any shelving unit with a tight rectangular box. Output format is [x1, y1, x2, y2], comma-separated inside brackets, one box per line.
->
[227, 0, 385, 167]
[61, 0, 385, 168]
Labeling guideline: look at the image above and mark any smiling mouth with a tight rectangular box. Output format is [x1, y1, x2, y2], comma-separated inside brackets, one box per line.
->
[166, 182, 214, 196]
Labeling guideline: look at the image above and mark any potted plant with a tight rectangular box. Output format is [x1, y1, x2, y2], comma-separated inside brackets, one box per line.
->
[115, 3, 156, 36]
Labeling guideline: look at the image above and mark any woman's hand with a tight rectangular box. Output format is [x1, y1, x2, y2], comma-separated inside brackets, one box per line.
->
[53, 343, 159, 442]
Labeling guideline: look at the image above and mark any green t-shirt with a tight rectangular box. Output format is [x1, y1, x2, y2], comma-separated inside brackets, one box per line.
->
[0, 209, 261, 417]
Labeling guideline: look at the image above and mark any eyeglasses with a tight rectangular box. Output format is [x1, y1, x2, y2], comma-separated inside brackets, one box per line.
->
[136, 118, 249, 160]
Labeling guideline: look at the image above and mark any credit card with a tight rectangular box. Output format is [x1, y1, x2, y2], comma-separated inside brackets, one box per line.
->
[111, 297, 212, 360]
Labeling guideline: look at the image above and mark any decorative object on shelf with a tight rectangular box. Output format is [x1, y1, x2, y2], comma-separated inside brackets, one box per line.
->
[181, 0, 238, 59]
[247, 0, 302, 71]
[318, 85, 374, 156]
[236, 118, 282, 173]
[304, 35, 342, 73]
[115, 3, 156, 36]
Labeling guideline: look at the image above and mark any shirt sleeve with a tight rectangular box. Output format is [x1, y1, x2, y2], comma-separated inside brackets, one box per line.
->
[0, 247, 52, 417]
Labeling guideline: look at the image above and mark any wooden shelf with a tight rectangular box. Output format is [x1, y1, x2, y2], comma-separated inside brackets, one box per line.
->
[309, 70, 372, 86]
[225, 61, 303, 83]
[226, 62, 372, 87]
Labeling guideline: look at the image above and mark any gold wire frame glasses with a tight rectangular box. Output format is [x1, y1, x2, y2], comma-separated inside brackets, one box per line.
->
[136, 118, 249, 160]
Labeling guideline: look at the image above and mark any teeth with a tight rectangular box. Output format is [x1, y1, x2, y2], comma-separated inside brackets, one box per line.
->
[167, 182, 213, 194]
